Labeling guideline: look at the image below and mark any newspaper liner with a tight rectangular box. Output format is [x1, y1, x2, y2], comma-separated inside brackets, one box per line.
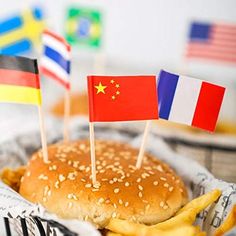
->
[0, 118, 235, 235]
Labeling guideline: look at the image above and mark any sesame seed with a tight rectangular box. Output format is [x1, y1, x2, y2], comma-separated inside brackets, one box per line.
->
[114, 188, 120, 194]
[43, 186, 49, 196]
[68, 160, 72, 165]
[125, 202, 129, 207]
[38, 174, 48, 180]
[160, 201, 165, 208]
[59, 174, 66, 182]
[145, 204, 150, 211]
[148, 170, 155, 175]
[153, 181, 158, 186]
[112, 212, 117, 218]
[73, 161, 80, 168]
[101, 178, 108, 182]
[113, 178, 118, 182]
[169, 186, 174, 192]
[156, 165, 164, 172]
[99, 169, 105, 173]
[163, 205, 168, 210]
[43, 197, 47, 202]
[164, 183, 169, 188]
[98, 198, 105, 204]
[138, 185, 143, 191]
[105, 199, 110, 204]
[85, 167, 90, 172]
[93, 182, 101, 189]
[55, 181, 59, 189]
[92, 189, 99, 192]
[67, 172, 77, 180]
[160, 177, 167, 181]
[84, 215, 89, 221]
[68, 202, 73, 209]
[109, 180, 114, 184]
[118, 199, 123, 205]
[79, 165, 85, 171]
[138, 192, 143, 198]
[81, 178, 86, 182]
[85, 183, 92, 188]
[113, 203, 117, 209]
[48, 190, 51, 196]
[136, 178, 141, 183]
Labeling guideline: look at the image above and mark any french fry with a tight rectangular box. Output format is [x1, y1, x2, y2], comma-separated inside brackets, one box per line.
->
[177, 189, 222, 215]
[147, 225, 197, 236]
[107, 220, 198, 236]
[106, 232, 123, 236]
[106, 219, 147, 236]
[214, 205, 236, 236]
[150, 208, 197, 230]
[106, 190, 221, 236]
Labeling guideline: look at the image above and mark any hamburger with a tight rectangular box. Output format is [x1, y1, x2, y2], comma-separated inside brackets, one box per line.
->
[19, 139, 188, 229]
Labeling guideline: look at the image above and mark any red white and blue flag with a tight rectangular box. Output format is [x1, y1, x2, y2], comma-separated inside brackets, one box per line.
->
[157, 70, 225, 132]
[41, 30, 71, 89]
[186, 22, 236, 64]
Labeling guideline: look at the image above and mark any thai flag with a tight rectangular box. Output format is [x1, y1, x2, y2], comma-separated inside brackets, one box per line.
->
[157, 70, 225, 132]
[41, 30, 71, 89]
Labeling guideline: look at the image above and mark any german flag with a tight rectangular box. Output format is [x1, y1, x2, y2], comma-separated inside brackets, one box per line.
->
[0, 55, 41, 105]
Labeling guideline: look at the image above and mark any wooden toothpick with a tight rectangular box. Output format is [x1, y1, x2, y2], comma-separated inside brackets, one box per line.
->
[38, 106, 48, 162]
[89, 122, 97, 184]
[136, 120, 152, 169]
[63, 89, 70, 142]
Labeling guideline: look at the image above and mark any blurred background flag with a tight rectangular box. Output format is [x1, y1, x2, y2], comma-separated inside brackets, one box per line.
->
[0, 7, 45, 56]
[185, 21, 236, 64]
[157, 70, 225, 132]
[41, 30, 71, 89]
[65, 6, 102, 49]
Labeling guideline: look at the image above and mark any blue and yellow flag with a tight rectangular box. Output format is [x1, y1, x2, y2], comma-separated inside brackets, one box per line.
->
[0, 7, 45, 55]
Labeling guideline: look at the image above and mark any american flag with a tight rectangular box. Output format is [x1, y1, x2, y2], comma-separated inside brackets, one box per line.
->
[186, 22, 236, 64]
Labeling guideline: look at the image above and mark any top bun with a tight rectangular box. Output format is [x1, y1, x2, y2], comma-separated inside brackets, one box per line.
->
[19, 140, 188, 228]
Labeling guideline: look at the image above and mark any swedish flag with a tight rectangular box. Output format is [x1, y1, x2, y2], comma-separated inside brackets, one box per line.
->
[0, 7, 45, 55]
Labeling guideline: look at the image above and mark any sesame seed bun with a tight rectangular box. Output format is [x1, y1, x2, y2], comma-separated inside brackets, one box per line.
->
[19, 140, 188, 228]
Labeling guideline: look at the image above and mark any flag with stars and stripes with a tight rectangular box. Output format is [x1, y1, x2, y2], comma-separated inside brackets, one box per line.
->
[186, 21, 236, 64]
[41, 30, 71, 89]
[87, 75, 158, 122]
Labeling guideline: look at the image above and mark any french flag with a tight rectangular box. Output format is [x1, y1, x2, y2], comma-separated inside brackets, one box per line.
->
[157, 70, 225, 132]
[41, 30, 71, 89]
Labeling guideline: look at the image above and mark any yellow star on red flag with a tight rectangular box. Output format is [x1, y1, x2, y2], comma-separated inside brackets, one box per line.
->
[95, 82, 107, 94]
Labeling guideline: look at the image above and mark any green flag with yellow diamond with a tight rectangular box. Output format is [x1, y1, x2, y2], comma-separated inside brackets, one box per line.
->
[65, 6, 102, 49]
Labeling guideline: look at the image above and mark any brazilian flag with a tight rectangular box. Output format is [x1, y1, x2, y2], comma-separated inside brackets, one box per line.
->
[65, 6, 102, 49]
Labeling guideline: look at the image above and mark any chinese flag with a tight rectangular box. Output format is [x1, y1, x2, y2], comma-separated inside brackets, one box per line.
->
[87, 75, 158, 122]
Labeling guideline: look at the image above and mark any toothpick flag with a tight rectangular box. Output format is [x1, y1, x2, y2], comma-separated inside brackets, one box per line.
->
[0, 55, 41, 104]
[157, 70, 225, 132]
[186, 21, 236, 64]
[87, 75, 158, 183]
[65, 6, 102, 49]
[87, 76, 158, 121]
[0, 55, 48, 162]
[0, 7, 45, 55]
[41, 30, 72, 142]
[41, 30, 71, 89]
